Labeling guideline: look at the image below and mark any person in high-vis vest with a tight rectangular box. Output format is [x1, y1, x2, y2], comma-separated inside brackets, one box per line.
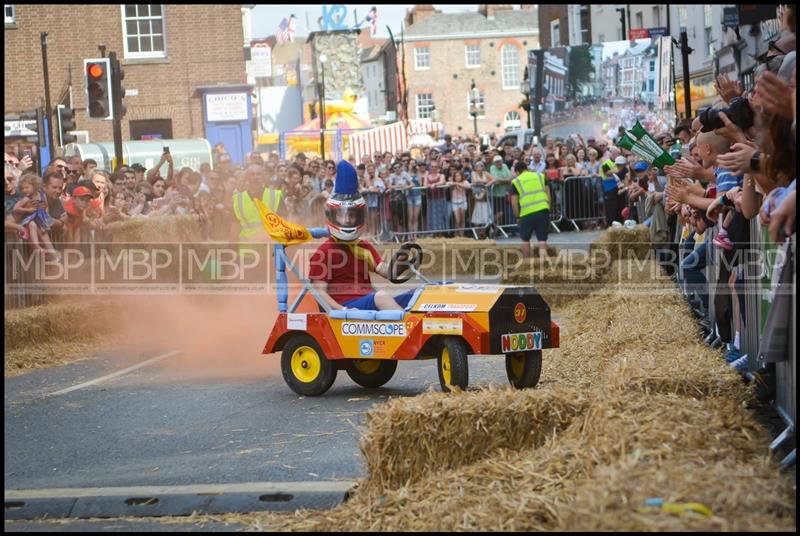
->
[510, 161, 551, 259]
[232, 165, 283, 243]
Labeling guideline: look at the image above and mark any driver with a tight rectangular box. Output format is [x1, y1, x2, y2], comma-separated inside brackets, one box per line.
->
[308, 160, 417, 311]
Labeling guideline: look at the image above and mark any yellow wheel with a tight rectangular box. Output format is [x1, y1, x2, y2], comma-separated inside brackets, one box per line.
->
[505, 351, 542, 389]
[345, 359, 398, 388]
[291, 346, 322, 384]
[281, 334, 337, 396]
[437, 337, 469, 392]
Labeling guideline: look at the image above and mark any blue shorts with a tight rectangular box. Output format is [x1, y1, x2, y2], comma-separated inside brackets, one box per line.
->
[519, 210, 550, 242]
[343, 289, 418, 310]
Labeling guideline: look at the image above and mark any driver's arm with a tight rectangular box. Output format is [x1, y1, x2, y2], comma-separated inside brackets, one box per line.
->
[375, 261, 390, 280]
[312, 280, 346, 311]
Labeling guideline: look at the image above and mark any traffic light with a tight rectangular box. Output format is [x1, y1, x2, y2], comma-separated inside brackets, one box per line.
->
[56, 105, 77, 146]
[84, 58, 112, 119]
[111, 55, 126, 119]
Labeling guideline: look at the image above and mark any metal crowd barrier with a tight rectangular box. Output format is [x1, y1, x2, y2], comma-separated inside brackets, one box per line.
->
[561, 176, 606, 231]
[356, 175, 610, 242]
[487, 180, 517, 238]
[676, 215, 795, 468]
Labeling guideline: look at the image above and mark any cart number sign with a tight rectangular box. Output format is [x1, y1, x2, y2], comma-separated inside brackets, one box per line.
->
[501, 331, 543, 353]
[514, 303, 527, 324]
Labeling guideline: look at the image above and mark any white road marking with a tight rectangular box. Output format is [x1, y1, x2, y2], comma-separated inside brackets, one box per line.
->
[5, 481, 355, 500]
[48, 350, 184, 397]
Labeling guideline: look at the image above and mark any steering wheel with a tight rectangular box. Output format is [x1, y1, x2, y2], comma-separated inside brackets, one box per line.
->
[387, 243, 423, 284]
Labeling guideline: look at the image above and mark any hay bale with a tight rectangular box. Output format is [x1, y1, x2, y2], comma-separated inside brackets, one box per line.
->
[107, 215, 204, 243]
[4, 299, 123, 376]
[358, 386, 588, 493]
[590, 225, 651, 261]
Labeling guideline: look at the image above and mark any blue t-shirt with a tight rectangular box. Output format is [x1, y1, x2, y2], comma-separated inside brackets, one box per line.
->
[714, 167, 743, 194]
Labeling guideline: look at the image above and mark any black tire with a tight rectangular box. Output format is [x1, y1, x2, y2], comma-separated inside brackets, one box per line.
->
[437, 337, 470, 392]
[281, 334, 337, 396]
[344, 359, 398, 388]
[505, 351, 542, 389]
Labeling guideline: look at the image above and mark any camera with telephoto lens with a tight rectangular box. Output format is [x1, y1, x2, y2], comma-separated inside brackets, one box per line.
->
[697, 96, 755, 133]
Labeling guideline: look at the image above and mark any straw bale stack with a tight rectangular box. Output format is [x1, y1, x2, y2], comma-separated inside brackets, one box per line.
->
[107, 215, 204, 243]
[4, 299, 122, 376]
[357, 386, 589, 494]
[589, 225, 652, 261]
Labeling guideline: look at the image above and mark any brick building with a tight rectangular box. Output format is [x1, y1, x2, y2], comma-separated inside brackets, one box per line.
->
[4, 4, 247, 146]
[402, 4, 539, 136]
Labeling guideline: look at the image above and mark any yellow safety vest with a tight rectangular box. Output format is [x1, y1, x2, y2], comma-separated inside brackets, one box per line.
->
[512, 171, 549, 217]
[232, 188, 283, 240]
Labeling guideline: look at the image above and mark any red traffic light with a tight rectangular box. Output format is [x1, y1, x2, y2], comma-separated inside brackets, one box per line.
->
[87, 63, 105, 79]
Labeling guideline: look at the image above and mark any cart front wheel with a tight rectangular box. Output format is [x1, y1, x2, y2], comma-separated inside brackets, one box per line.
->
[281, 334, 337, 396]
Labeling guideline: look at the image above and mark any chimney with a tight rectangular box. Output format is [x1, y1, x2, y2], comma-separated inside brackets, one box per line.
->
[405, 5, 437, 27]
[479, 4, 512, 19]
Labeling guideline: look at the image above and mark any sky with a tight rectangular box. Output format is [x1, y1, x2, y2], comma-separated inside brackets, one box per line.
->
[251, 4, 479, 40]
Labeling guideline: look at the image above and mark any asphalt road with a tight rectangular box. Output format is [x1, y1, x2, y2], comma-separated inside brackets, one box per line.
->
[542, 117, 606, 142]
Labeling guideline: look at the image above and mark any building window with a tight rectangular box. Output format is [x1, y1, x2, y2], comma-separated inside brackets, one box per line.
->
[501, 44, 519, 89]
[466, 90, 486, 118]
[465, 44, 480, 68]
[122, 5, 167, 59]
[704, 5, 712, 28]
[504, 111, 521, 129]
[652, 6, 660, 27]
[550, 20, 560, 47]
[414, 46, 430, 70]
[635, 12, 643, 29]
[648, 79, 655, 92]
[416, 93, 434, 119]
[5, 4, 15, 24]
[678, 7, 687, 29]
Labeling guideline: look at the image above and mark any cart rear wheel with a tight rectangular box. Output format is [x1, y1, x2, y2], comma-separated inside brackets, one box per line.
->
[505, 351, 542, 389]
[345, 359, 398, 388]
[281, 334, 337, 396]
[437, 337, 469, 392]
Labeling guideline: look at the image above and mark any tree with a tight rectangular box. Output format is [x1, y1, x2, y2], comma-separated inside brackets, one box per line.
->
[568, 45, 594, 101]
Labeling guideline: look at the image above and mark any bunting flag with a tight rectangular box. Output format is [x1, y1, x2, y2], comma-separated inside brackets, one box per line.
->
[365, 7, 378, 36]
[620, 122, 675, 169]
[254, 198, 312, 245]
[276, 14, 296, 45]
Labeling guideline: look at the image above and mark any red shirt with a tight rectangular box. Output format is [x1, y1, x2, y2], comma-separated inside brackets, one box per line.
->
[308, 238, 382, 305]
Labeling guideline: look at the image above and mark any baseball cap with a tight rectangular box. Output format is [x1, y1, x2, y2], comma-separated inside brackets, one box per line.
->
[633, 161, 649, 172]
[493, 155, 503, 162]
[71, 186, 93, 198]
[614, 156, 627, 166]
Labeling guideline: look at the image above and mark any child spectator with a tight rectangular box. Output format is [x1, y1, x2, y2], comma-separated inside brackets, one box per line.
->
[13, 174, 58, 258]
[450, 169, 472, 236]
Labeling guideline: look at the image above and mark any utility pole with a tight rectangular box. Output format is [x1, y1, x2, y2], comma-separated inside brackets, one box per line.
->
[667, 8, 679, 121]
[533, 49, 544, 141]
[40, 32, 54, 154]
[109, 51, 124, 171]
[679, 28, 693, 119]
[616, 8, 627, 41]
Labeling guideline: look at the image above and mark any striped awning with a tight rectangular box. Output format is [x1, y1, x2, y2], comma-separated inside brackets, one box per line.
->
[349, 120, 445, 164]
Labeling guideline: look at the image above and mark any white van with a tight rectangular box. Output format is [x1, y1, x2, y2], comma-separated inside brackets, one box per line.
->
[495, 129, 538, 151]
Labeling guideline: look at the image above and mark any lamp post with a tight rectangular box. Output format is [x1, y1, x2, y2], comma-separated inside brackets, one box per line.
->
[318, 53, 327, 159]
[520, 68, 531, 129]
[470, 79, 480, 137]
